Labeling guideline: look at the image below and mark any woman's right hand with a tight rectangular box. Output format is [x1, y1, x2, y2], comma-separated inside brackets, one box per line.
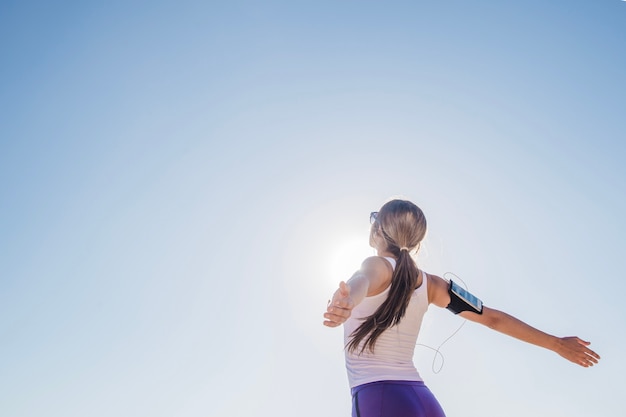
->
[323, 281, 354, 327]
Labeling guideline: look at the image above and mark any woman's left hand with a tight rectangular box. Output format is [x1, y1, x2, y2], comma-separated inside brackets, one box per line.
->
[554, 336, 601, 367]
[323, 281, 354, 327]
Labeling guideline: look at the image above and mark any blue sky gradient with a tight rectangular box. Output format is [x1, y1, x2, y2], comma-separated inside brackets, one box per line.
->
[1, 1, 625, 416]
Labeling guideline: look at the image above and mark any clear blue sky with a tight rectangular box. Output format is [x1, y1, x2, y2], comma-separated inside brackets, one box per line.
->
[1, 1, 625, 416]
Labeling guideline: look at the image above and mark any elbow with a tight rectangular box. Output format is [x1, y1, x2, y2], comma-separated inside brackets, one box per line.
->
[485, 316, 500, 330]
[481, 307, 503, 330]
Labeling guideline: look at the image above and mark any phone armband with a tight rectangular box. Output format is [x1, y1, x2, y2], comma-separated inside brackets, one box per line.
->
[446, 280, 483, 315]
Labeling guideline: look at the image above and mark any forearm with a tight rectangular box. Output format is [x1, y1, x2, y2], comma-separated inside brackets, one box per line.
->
[460, 306, 600, 367]
[462, 307, 558, 351]
[345, 273, 370, 307]
[323, 272, 371, 328]
[324, 257, 393, 328]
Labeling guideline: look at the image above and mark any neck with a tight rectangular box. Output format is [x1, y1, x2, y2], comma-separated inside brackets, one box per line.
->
[376, 249, 395, 258]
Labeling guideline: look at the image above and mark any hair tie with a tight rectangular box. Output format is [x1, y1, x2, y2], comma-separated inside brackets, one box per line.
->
[400, 247, 409, 252]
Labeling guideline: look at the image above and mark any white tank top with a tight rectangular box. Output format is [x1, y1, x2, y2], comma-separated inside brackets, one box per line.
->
[343, 257, 429, 388]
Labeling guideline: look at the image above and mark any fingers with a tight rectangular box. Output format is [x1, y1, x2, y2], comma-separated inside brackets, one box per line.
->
[329, 285, 354, 310]
[575, 338, 599, 367]
[575, 337, 590, 346]
[332, 298, 354, 310]
[340, 281, 350, 296]
[324, 305, 351, 320]
[577, 351, 600, 367]
[559, 336, 601, 367]
[573, 351, 598, 367]
[581, 341, 601, 360]
[322, 281, 355, 327]
[323, 314, 349, 327]
[583, 347, 601, 365]
[323, 300, 353, 327]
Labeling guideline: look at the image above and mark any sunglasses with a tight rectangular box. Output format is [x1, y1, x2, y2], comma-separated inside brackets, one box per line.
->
[370, 211, 378, 224]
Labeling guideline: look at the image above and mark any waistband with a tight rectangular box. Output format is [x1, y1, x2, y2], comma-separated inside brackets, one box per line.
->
[351, 380, 426, 396]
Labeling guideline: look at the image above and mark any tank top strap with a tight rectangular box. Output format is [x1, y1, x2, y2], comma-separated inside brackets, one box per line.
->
[383, 256, 396, 270]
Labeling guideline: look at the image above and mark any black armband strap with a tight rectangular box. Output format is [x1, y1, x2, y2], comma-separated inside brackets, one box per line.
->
[446, 280, 483, 315]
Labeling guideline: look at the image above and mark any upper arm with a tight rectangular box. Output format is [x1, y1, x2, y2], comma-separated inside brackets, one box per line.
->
[429, 274, 495, 323]
[350, 256, 393, 297]
[426, 275, 503, 329]
[427, 273, 452, 307]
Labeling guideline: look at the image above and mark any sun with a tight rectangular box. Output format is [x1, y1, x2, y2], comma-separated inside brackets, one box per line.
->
[327, 234, 376, 286]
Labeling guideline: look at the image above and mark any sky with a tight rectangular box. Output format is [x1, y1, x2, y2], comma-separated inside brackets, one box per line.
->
[1, 1, 625, 416]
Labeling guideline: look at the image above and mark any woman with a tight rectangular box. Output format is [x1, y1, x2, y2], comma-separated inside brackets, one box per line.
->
[323, 199, 600, 417]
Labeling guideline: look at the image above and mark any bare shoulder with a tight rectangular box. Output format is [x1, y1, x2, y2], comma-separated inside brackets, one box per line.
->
[425, 273, 451, 307]
[361, 256, 393, 271]
[360, 256, 394, 296]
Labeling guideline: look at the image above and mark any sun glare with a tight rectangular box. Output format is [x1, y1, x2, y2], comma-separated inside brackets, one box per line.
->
[328, 234, 375, 287]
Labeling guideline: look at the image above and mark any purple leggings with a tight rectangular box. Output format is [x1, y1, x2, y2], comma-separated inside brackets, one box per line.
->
[351, 380, 446, 417]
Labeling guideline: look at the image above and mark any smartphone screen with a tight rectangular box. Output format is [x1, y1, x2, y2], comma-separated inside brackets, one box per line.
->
[450, 280, 483, 313]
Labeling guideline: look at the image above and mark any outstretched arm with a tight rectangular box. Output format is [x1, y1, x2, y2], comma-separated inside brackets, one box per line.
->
[323, 256, 392, 327]
[322, 280, 356, 328]
[460, 307, 600, 367]
[428, 274, 601, 367]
